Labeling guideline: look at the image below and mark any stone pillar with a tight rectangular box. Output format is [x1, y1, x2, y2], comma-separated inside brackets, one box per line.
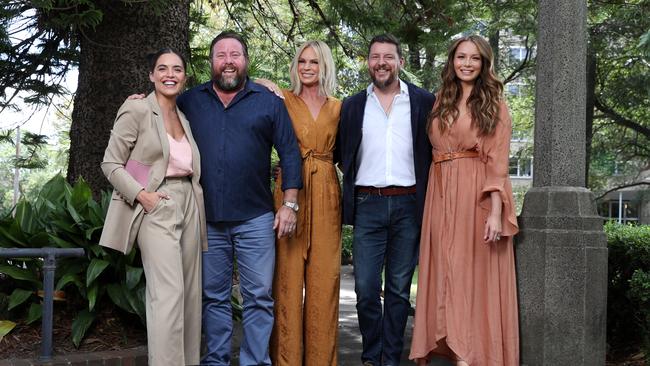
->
[516, 1, 608, 365]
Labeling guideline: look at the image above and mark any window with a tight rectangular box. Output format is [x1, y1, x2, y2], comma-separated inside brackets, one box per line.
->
[509, 156, 533, 177]
[511, 130, 529, 141]
[507, 84, 521, 96]
[509, 157, 518, 176]
[599, 199, 639, 224]
[509, 47, 527, 61]
[506, 80, 526, 97]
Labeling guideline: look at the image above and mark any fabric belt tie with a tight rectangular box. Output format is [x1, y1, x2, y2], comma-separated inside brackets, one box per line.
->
[433, 150, 480, 197]
[299, 148, 334, 260]
[356, 185, 417, 196]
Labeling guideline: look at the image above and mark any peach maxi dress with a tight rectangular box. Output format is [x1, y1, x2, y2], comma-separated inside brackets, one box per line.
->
[410, 102, 519, 365]
[271, 90, 342, 366]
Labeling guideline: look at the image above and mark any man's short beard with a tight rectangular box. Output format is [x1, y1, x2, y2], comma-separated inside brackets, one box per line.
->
[213, 71, 246, 91]
[370, 70, 397, 91]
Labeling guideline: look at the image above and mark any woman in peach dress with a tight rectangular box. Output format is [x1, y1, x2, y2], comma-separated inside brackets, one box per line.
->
[409, 35, 519, 366]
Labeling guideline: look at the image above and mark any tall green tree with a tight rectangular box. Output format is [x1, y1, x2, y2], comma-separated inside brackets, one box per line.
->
[67, 0, 191, 194]
[587, 0, 650, 189]
[2, 0, 191, 194]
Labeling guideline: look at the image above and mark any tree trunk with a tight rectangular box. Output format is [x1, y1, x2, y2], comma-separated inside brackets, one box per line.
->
[408, 43, 421, 71]
[488, 1, 501, 73]
[489, 30, 500, 73]
[423, 46, 436, 92]
[68, 0, 190, 195]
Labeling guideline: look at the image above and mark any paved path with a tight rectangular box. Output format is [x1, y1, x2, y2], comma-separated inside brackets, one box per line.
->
[230, 265, 452, 365]
[337, 265, 451, 366]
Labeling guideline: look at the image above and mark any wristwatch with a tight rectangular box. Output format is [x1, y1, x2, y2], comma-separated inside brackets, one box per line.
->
[283, 200, 299, 212]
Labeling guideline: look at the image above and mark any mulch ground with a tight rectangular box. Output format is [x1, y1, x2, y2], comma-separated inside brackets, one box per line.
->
[0, 306, 146, 360]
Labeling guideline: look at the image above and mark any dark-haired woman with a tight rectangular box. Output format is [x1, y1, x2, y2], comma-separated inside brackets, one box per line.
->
[409, 35, 519, 365]
[99, 49, 206, 366]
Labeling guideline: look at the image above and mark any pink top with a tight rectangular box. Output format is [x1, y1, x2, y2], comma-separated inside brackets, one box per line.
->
[165, 134, 193, 177]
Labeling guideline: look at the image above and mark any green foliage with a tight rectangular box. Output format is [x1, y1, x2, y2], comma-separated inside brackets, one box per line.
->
[588, 0, 650, 183]
[0, 174, 146, 348]
[200, 0, 537, 96]
[606, 222, 650, 356]
[640, 29, 650, 56]
[341, 225, 353, 263]
[1, 0, 176, 112]
[0, 320, 16, 343]
[0, 96, 72, 213]
[7, 288, 33, 310]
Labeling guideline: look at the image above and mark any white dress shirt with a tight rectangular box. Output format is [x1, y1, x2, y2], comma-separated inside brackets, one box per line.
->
[355, 80, 415, 187]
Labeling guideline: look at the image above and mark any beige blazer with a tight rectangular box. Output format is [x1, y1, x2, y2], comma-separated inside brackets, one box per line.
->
[99, 92, 208, 254]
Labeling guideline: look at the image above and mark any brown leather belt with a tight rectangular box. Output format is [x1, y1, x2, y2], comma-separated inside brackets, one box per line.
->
[433, 150, 480, 197]
[356, 185, 417, 196]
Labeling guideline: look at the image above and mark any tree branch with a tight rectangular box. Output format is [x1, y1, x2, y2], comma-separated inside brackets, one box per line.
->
[306, 0, 354, 58]
[594, 181, 650, 201]
[503, 35, 533, 84]
[594, 97, 650, 138]
[249, 0, 292, 58]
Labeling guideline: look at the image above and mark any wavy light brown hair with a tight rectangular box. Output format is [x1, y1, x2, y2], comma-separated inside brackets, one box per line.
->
[431, 35, 504, 136]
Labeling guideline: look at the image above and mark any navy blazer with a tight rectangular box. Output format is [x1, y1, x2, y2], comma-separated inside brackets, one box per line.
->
[336, 82, 435, 226]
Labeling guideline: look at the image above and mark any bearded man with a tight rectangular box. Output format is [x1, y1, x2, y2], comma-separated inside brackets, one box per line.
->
[177, 31, 302, 366]
[336, 34, 435, 366]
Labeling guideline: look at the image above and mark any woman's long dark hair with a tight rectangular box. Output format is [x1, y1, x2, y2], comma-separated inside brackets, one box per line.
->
[430, 35, 504, 136]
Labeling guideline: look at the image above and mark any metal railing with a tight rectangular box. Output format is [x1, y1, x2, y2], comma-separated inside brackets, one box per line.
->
[0, 247, 85, 361]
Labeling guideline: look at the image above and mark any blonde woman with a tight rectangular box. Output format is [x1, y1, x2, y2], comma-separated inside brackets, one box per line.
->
[410, 35, 519, 365]
[269, 41, 342, 366]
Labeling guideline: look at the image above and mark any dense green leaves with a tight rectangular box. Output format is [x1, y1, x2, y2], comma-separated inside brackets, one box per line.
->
[7, 289, 33, 310]
[125, 265, 144, 290]
[0, 174, 146, 348]
[25, 303, 41, 325]
[0, 263, 40, 284]
[86, 259, 109, 287]
[71, 309, 96, 348]
[0, 320, 16, 342]
[606, 222, 650, 356]
[588, 0, 650, 189]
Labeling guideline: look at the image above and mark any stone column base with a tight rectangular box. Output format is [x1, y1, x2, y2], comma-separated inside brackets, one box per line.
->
[516, 187, 607, 366]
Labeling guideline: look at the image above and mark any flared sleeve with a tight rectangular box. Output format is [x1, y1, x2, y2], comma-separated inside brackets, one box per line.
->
[479, 102, 519, 237]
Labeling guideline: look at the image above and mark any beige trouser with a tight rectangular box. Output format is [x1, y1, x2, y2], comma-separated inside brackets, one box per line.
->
[137, 177, 202, 366]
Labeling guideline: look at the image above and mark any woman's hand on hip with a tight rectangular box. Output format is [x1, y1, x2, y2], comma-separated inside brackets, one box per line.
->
[136, 190, 169, 213]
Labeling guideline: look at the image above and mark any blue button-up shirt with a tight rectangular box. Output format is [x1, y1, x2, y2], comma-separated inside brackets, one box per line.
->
[178, 79, 302, 222]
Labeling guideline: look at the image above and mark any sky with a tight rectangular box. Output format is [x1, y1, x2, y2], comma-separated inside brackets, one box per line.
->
[0, 69, 78, 137]
[1, 9, 79, 138]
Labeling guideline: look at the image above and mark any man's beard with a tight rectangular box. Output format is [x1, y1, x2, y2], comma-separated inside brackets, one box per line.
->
[370, 67, 397, 90]
[213, 67, 246, 91]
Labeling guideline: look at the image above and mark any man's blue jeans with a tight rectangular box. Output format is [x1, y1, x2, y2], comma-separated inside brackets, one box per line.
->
[353, 192, 420, 365]
[201, 212, 275, 366]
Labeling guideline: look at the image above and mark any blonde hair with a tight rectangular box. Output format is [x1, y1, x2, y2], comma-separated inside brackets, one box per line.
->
[289, 41, 337, 97]
[431, 35, 504, 136]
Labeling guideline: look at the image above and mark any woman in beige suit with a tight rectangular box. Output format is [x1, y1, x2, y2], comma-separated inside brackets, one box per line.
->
[99, 48, 207, 366]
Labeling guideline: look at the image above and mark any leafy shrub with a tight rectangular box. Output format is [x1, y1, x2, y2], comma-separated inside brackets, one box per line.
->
[606, 222, 650, 357]
[0, 174, 146, 347]
[342, 225, 353, 264]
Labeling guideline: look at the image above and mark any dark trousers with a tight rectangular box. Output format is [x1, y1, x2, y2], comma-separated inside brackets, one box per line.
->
[353, 192, 420, 365]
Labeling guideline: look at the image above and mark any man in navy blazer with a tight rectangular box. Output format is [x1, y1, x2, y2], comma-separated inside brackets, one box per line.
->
[336, 34, 435, 365]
